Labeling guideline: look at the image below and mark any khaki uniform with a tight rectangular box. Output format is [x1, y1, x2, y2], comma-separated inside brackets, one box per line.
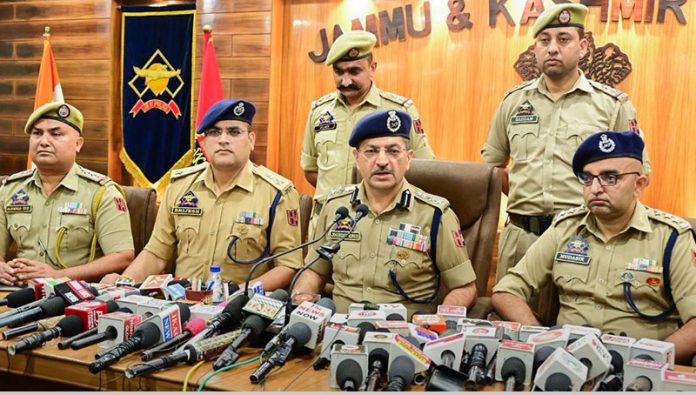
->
[145, 161, 302, 283]
[0, 164, 133, 267]
[307, 180, 477, 318]
[482, 72, 651, 281]
[301, 84, 435, 202]
[493, 202, 696, 340]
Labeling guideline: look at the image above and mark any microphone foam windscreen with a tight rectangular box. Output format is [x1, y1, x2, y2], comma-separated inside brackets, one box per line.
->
[227, 282, 241, 295]
[105, 300, 119, 313]
[336, 359, 363, 389]
[245, 314, 267, 337]
[357, 322, 375, 342]
[544, 372, 572, 391]
[287, 322, 312, 352]
[369, 348, 389, 366]
[58, 315, 85, 337]
[335, 206, 349, 220]
[608, 350, 623, 374]
[501, 357, 526, 383]
[316, 297, 336, 315]
[268, 289, 290, 303]
[42, 297, 67, 316]
[176, 303, 191, 323]
[7, 288, 36, 308]
[184, 318, 207, 336]
[355, 204, 369, 218]
[389, 355, 415, 381]
[137, 322, 163, 348]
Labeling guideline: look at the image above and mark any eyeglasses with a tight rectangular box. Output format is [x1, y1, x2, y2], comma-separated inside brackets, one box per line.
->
[577, 171, 641, 187]
[357, 147, 407, 159]
[204, 127, 248, 138]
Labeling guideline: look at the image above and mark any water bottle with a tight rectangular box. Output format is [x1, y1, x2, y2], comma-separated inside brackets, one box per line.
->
[208, 265, 224, 304]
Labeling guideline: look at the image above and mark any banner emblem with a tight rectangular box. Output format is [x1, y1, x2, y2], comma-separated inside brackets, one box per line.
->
[128, 50, 184, 118]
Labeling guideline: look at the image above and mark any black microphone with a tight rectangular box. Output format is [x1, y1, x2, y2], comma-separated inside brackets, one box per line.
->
[250, 322, 312, 384]
[213, 315, 266, 369]
[8, 315, 83, 355]
[140, 318, 207, 361]
[204, 294, 246, 336]
[466, 343, 489, 389]
[88, 322, 161, 374]
[3, 288, 37, 308]
[0, 297, 66, 328]
[501, 357, 526, 391]
[243, 206, 351, 296]
[384, 355, 415, 391]
[366, 348, 389, 391]
[336, 358, 363, 391]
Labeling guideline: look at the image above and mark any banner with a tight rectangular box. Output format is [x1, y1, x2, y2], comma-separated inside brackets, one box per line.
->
[120, 4, 196, 191]
[192, 27, 224, 165]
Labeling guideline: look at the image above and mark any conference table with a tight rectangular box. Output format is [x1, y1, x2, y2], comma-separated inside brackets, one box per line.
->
[0, 292, 510, 392]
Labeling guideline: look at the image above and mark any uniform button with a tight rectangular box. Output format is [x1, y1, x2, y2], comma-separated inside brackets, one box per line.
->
[45, 202, 50, 206]
[366, 287, 373, 292]
[39, 251, 44, 256]
[239, 226, 248, 235]
[595, 304, 603, 310]
[598, 278, 605, 284]
[369, 253, 375, 258]
[375, 219, 381, 224]
[605, 246, 612, 251]
[209, 232, 215, 236]
[42, 224, 47, 228]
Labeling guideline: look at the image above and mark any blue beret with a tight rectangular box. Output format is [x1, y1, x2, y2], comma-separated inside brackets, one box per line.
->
[197, 99, 256, 134]
[572, 131, 644, 175]
[349, 110, 412, 148]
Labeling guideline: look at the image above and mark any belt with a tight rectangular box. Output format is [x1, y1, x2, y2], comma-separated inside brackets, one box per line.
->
[508, 214, 554, 236]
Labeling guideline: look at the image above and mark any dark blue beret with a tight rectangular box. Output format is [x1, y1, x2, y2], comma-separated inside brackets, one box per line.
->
[572, 131, 644, 175]
[349, 110, 412, 148]
[197, 99, 256, 134]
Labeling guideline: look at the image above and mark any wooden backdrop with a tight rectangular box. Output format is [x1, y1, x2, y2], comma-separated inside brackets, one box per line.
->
[273, 0, 696, 218]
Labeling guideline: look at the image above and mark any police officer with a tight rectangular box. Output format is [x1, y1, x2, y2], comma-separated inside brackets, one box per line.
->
[482, 3, 651, 283]
[294, 110, 476, 317]
[492, 131, 696, 364]
[0, 102, 134, 285]
[301, 30, 434, 216]
[103, 100, 302, 289]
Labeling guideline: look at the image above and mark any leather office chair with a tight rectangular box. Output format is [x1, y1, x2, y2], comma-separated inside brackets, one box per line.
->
[122, 186, 158, 255]
[352, 159, 503, 317]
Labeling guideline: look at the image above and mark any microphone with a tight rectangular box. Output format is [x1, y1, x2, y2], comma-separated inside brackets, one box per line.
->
[365, 348, 390, 391]
[423, 333, 466, 369]
[566, 333, 612, 382]
[265, 295, 334, 358]
[249, 322, 312, 384]
[495, 340, 536, 390]
[2, 288, 37, 308]
[204, 293, 246, 336]
[243, 206, 351, 297]
[629, 338, 675, 368]
[533, 347, 588, 391]
[623, 358, 668, 391]
[384, 355, 415, 391]
[8, 315, 83, 355]
[88, 321, 162, 373]
[462, 326, 501, 390]
[3, 315, 64, 340]
[213, 315, 267, 369]
[0, 296, 66, 328]
[125, 329, 244, 378]
[330, 344, 368, 390]
[140, 318, 206, 361]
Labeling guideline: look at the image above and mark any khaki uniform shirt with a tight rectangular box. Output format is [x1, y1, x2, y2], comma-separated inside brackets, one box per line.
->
[301, 83, 435, 201]
[307, 180, 477, 317]
[0, 164, 134, 267]
[482, 72, 651, 216]
[145, 161, 302, 283]
[493, 202, 696, 340]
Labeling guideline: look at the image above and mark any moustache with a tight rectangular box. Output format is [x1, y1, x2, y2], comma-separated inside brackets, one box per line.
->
[338, 84, 360, 91]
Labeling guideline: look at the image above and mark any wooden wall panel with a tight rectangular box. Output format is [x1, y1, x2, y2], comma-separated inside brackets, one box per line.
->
[276, 0, 696, 218]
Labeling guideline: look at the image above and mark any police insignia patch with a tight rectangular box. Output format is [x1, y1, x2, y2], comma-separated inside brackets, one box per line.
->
[314, 111, 337, 133]
[286, 209, 299, 227]
[453, 229, 465, 247]
[386, 110, 401, 132]
[114, 197, 128, 212]
[6, 188, 31, 213]
[233, 102, 245, 116]
[57, 104, 70, 118]
[646, 277, 661, 286]
[348, 48, 360, 58]
[511, 100, 539, 124]
[629, 119, 639, 134]
[598, 134, 616, 153]
[172, 190, 202, 216]
[558, 9, 571, 23]
[555, 235, 591, 265]
[330, 217, 360, 241]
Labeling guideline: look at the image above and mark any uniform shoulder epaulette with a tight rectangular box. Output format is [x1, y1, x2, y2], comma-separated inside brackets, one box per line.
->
[645, 207, 692, 233]
[379, 90, 413, 108]
[553, 205, 588, 225]
[3, 168, 34, 185]
[253, 165, 294, 194]
[326, 185, 357, 201]
[503, 78, 536, 99]
[588, 80, 628, 101]
[311, 92, 337, 109]
[413, 189, 450, 211]
[171, 163, 206, 180]
[77, 166, 110, 185]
